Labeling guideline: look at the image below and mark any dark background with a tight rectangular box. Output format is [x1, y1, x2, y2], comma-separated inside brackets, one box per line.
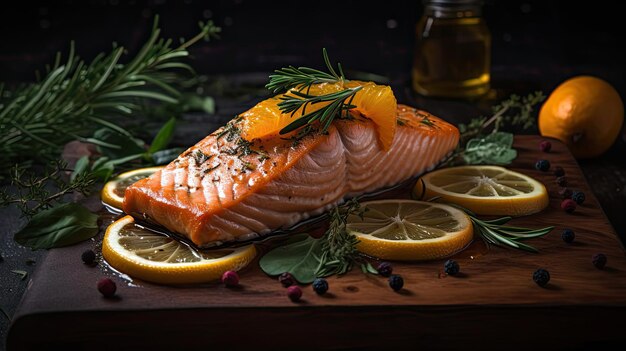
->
[1, 1, 625, 349]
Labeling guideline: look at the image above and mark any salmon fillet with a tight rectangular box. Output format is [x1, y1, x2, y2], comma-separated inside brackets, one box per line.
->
[123, 104, 459, 247]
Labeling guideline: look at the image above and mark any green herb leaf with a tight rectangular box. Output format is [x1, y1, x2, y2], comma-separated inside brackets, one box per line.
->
[11, 270, 28, 280]
[462, 132, 517, 165]
[71, 155, 90, 182]
[151, 147, 186, 165]
[259, 233, 323, 284]
[148, 117, 176, 154]
[14, 203, 98, 249]
[92, 128, 145, 160]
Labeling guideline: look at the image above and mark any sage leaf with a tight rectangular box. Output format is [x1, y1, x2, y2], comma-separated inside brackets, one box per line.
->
[148, 117, 176, 154]
[259, 233, 323, 284]
[14, 203, 99, 250]
[463, 132, 517, 165]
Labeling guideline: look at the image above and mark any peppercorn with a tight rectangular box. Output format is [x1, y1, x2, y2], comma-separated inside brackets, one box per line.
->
[561, 199, 577, 213]
[312, 278, 329, 295]
[376, 262, 393, 277]
[572, 191, 586, 205]
[592, 253, 607, 269]
[388, 275, 404, 291]
[221, 270, 239, 287]
[444, 259, 460, 276]
[561, 229, 575, 243]
[535, 159, 550, 172]
[278, 272, 295, 287]
[556, 176, 568, 187]
[559, 188, 573, 199]
[532, 269, 550, 287]
[553, 166, 565, 177]
[81, 249, 96, 265]
[539, 140, 552, 153]
[97, 278, 117, 298]
[287, 286, 302, 302]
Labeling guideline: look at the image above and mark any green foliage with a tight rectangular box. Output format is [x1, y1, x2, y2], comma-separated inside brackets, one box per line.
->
[259, 200, 377, 284]
[14, 203, 98, 249]
[0, 16, 219, 177]
[462, 132, 518, 165]
[259, 233, 324, 284]
[459, 91, 546, 143]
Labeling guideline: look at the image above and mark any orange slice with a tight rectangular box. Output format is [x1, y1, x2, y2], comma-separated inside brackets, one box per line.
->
[239, 81, 397, 150]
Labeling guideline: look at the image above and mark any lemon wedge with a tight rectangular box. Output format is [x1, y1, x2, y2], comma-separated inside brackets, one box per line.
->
[101, 166, 163, 210]
[346, 200, 473, 261]
[102, 216, 257, 284]
[414, 165, 549, 216]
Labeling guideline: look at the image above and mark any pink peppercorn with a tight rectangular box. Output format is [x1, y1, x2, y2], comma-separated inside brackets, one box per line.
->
[539, 140, 552, 153]
[561, 199, 577, 213]
[97, 278, 117, 298]
[287, 286, 302, 302]
[221, 270, 240, 287]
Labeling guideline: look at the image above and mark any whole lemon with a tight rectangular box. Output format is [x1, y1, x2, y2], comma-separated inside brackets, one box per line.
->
[539, 76, 624, 158]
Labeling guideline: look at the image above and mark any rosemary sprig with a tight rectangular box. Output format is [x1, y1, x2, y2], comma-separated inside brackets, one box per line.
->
[266, 48, 345, 93]
[278, 87, 361, 134]
[264, 49, 361, 136]
[470, 215, 553, 252]
[0, 16, 220, 177]
[419, 182, 553, 251]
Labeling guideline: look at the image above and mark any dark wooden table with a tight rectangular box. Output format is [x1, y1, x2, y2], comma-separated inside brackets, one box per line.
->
[1, 1, 625, 350]
[6, 136, 626, 350]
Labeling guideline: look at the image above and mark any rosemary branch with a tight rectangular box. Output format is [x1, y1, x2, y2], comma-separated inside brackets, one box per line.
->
[266, 48, 345, 93]
[0, 16, 219, 177]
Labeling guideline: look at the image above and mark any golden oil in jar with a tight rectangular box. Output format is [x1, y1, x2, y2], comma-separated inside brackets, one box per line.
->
[412, 0, 491, 98]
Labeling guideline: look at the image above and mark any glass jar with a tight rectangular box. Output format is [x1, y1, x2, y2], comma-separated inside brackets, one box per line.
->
[412, 0, 491, 98]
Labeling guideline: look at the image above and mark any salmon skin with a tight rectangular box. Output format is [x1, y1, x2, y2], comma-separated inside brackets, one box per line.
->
[123, 104, 460, 247]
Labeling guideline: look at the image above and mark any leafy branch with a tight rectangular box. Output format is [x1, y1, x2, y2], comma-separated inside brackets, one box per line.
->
[0, 16, 219, 177]
[442, 92, 545, 167]
[459, 91, 546, 144]
[260, 199, 377, 284]
[262, 49, 363, 137]
[0, 161, 95, 218]
[278, 87, 361, 134]
[418, 187, 553, 252]
[266, 48, 345, 93]
[471, 215, 553, 252]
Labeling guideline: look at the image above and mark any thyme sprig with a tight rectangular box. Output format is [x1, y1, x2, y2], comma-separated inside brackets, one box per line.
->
[459, 91, 546, 144]
[0, 161, 95, 218]
[316, 199, 378, 277]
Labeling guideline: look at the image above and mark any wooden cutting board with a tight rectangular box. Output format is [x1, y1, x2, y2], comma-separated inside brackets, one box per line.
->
[7, 136, 626, 350]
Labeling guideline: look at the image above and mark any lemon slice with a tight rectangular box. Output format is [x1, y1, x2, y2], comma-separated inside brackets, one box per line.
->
[415, 165, 549, 216]
[347, 200, 473, 261]
[102, 216, 257, 284]
[101, 167, 163, 210]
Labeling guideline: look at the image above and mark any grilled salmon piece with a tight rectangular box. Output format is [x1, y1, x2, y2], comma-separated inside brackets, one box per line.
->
[123, 104, 459, 247]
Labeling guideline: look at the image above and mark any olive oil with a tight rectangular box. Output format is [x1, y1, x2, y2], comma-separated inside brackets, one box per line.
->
[412, 0, 491, 98]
